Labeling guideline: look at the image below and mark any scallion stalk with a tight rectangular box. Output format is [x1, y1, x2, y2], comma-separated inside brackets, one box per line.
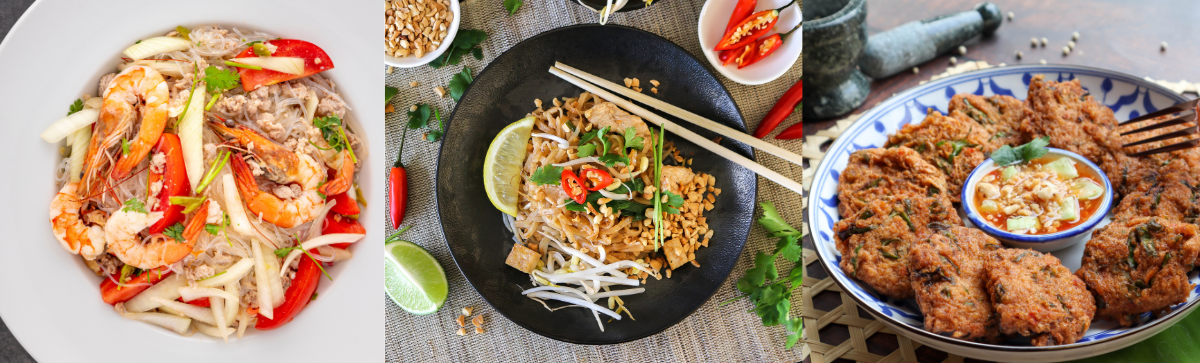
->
[223, 60, 262, 70]
[196, 150, 231, 193]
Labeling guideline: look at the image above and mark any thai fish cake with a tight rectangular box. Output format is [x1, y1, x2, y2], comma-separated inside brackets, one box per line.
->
[948, 94, 1027, 148]
[1076, 217, 1200, 326]
[1020, 75, 1121, 163]
[909, 225, 1003, 343]
[837, 147, 950, 218]
[985, 249, 1095, 346]
[886, 111, 993, 202]
[835, 196, 959, 299]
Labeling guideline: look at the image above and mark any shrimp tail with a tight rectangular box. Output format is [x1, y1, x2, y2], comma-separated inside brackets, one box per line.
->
[319, 150, 354, 196]
[182, 200, 211, 243]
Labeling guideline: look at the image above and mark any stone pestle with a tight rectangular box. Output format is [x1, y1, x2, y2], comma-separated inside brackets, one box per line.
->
[859, 2, 1003, 79]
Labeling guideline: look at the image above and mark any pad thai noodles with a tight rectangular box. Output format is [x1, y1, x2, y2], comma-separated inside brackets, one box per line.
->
[503, 93, 721, 330]
[41, 25, 366, 340]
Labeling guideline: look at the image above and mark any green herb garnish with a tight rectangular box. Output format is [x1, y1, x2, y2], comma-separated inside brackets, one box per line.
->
[448, 67, 473, 102]
[121, 198, 147, 214]
[990, 136, 1050, 166]
[719, 201, 804, 349]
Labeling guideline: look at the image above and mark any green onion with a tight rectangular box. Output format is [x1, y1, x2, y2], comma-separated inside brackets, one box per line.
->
[168, 196, 208, 214]
[196, 150, 231, 193]
[338, 125, 358, 164]
[252, 43, 271, 57]
[223, 60, 262, 70]
[176, 63, 199, 124]
[205, 92, 222, 111]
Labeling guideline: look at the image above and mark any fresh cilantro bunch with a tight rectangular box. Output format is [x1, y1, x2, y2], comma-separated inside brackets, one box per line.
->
[429, 29, 487, 69]
[990, 136, 1050, 166]
[406, 103, 446, 142]
[723, 201, 805, 348]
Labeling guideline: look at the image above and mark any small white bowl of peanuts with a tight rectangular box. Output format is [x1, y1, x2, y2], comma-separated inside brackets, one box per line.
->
[384, 0, 461, 68]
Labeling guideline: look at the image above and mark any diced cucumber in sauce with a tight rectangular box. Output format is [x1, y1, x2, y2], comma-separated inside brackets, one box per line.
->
[1007, 216, 1039, 232]
[1001, 166, 1018, 182]
[1071, 178, 1104, 200]
[1059, 197, 1079, 222]
[981, 199, 999, 212]
[1044, 157, 1078, 179]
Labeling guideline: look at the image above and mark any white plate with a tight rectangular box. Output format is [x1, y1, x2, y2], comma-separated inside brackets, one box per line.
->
[697, 0, 801, 85]
[808, 64, 1198, 362]
[0, 1, 383, 362]
[383, 0, 461, 68]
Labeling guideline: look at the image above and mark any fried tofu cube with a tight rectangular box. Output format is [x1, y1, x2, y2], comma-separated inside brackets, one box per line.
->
[505, 243, 542, 273]
[663, 238, 688, 269]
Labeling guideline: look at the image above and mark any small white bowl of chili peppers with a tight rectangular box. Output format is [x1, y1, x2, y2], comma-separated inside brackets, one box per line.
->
[962, 139, 1114, 253]
[697, 0, 802, 85]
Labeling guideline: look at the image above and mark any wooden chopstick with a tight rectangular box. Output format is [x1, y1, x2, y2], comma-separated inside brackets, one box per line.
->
[554, 61, 806, 167]
[549, 66, 805, 195]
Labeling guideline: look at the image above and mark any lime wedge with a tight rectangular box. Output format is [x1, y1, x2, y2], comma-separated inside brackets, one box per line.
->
[384, 240, 448, 315]
[483, 117, 535, 216]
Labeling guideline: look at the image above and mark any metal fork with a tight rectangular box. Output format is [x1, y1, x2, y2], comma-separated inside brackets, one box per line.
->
[1119, 98, 1200, 157]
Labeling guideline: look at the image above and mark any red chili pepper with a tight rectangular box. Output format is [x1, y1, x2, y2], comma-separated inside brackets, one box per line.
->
[322, 213, 365, 249]
[713, 0, 795, 51]
[724, 44, 755, 67]
[716, 0, 758, 64]
[775, 118, 804, 139]
[738, 24, 801, 69]
[254, 249, 321, 330]
[146, 134, 191, 234]
[753, 78, 804, 138]
[580, 169, 614, 191]
[561, 170, 588, 204]
[389, 126, 409, 229]
[99, 266, 173, 305]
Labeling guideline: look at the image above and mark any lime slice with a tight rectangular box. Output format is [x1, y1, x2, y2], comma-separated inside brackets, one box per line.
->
[384, 240, 448, 315]
[483, 117, 535, 216]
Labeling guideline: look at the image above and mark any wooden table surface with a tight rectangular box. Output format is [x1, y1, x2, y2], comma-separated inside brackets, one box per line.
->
[802, 0, 1200, 362]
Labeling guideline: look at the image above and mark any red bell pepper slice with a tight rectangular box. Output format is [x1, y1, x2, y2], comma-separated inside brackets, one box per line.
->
[580, 169, 614, 191]
[254, 249, 322, 330]
[146, 133, 191, 234]
[754, 78, 804, 138]
[233, 39, 334, 92]
[561, 170, 588, 204]
[100, 266, 173, 305]
[322, 213, 365, 249]
[713, 0, 795, 51]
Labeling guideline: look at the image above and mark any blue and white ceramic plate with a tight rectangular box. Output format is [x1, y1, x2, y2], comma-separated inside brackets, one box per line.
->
[808, 65, 1198, 362]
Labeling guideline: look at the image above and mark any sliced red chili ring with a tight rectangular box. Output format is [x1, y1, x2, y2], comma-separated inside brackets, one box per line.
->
[580, 169, 614, 191]
[561, 169, 588, 204]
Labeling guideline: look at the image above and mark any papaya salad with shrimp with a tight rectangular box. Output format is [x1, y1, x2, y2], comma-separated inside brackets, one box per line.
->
[40, 25, 366, 340]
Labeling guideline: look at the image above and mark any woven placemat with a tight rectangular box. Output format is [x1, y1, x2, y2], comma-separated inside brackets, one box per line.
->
[383, 0, 806, 362]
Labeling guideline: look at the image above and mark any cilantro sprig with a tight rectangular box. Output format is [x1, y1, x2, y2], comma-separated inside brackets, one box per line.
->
[163, 223, 186, 242]
[121, 198, 147, 214]
[67, 99, 84, 116]
[530, 165, 563, 185]
[990, 136, 1050, 166]
[313, 115, 358, 163]
[721, 201, 805, 348]
[448, 67, 473, 102]
[428, 29, 486, 69]
[202, 66, 241, 111]
[406, 103, 445, 142]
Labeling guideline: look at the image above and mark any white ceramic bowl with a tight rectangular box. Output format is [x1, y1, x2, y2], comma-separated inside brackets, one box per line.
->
[0, 1, 382, 362]
[961, 148, 1114, 252]
[384, 0, 461, 68]
[696, 0, 801, 85]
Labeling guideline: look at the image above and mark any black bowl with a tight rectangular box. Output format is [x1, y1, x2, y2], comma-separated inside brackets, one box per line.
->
[435, 24, 757, 344]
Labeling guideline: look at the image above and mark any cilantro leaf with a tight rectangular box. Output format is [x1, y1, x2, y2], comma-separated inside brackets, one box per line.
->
[385, 86, 399, 103]
[597, 153, 629, 167]
[661, 190, 684, 214]
[407, 104, 430, 129]
[503, 0, 523, 15]
[68, 99, 84, 116]
[202, 66, 240, 94]
[424, 130, 444, 142]
[577, 144, 597, 157]
[623, 127, 644, 151]
[531, 165, 563, 185]
[990, 136, 1050, 166]
[428, 29, 487, 69]
[579, 129, 600, 146]
[596, 126, 612, 155]
[776, 235, 803, 263]
[313, 115, 352, 153]
[163, 223, 186, 242]
[743, 252, 778, 287]
[121, 198, 147, 214]
[758, 201, 800, 237]
[448, 67, 473, 102]
[205, 224, 222, 236]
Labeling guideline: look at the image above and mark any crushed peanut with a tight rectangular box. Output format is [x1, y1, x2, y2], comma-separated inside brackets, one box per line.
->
[410, 81, 420, 87]
[472, 314, 483, 327]
[455, 315, 466, 327]
[435, 86, 447, 98]
[456, 328, 467, 336]
[385, 0, 454, 58]
[462, 307, 473, 316]
[650, 79, 660, 87]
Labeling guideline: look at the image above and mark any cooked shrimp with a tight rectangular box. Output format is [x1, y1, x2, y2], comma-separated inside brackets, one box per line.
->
[80, 66, 169, 195]
[228, 154, 324, 228]
[210, 122, 323, 189]
[319, 150, 355, 196]
[106, 200, 210, 269]
[50, 182, 107, 260]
